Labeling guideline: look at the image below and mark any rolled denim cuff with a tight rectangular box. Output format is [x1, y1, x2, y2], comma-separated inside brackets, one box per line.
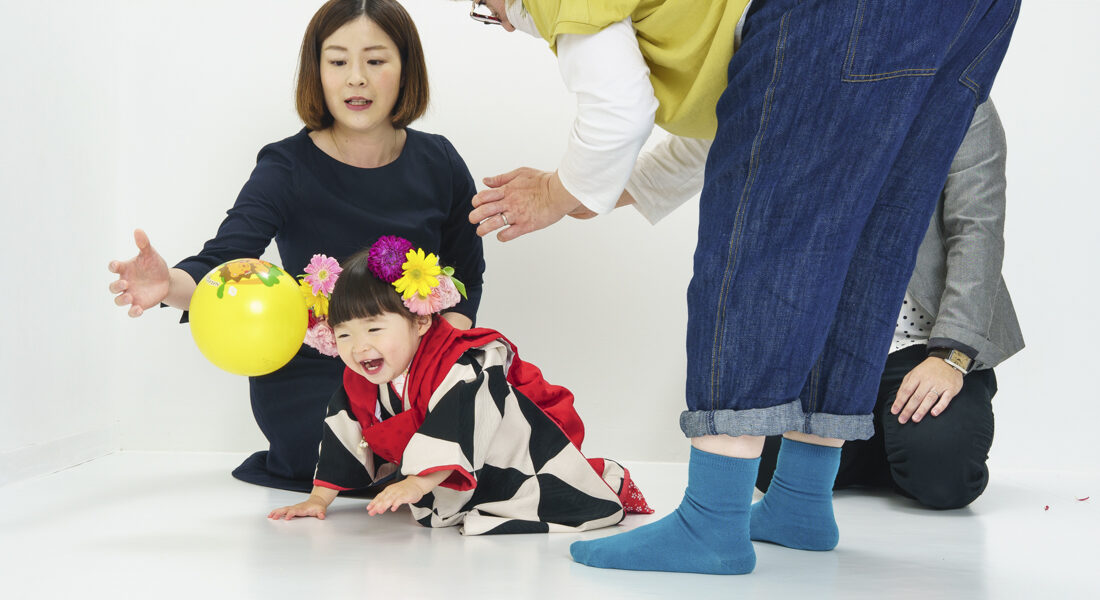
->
[679, 399, 874, 441]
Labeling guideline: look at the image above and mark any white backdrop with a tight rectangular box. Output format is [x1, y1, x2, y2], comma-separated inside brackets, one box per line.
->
[2, 1, 1097, 484]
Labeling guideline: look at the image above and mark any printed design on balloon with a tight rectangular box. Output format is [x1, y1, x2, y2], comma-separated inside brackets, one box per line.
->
[189, 258, 307, 377]
[202, 258, 289, 299]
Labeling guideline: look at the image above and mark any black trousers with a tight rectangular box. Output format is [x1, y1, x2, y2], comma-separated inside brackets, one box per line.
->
[756, 345, 997, 509]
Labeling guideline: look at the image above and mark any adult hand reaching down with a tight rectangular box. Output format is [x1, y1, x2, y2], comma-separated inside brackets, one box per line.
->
[469, 168, 583, 242]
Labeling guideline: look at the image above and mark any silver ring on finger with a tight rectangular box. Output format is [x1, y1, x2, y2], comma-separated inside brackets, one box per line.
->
[500, 212, 510, 227]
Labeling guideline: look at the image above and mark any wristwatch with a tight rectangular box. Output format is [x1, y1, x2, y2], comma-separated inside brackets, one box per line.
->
[928, 347, 974, 374]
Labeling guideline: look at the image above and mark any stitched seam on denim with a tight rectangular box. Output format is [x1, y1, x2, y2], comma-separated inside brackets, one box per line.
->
[846, 68, 937, 78]
[842, 0, 867, 76]
[845, 71, 938, 82]
[849, 67, 938, 77]
[960, 0, 1020, 101]
[815, 359, 822, 415]
[806, 358, 824, 434]
[709, 9, 790, 409]
[842, 0, 943, 82]
[945, 0, 981, 57]
[808, 357, 821, 415]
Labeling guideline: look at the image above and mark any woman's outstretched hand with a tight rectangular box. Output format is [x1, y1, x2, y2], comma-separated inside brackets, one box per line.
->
[108, 229, 171, 318]
[469, 168, 583, 242]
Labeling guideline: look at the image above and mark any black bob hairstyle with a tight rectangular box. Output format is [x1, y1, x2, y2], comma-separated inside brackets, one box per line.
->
[327, 248, 418, 327]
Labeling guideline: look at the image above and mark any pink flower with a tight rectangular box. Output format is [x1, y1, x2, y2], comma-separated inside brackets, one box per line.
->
[368, 236, 414, 283]
[304, 321, 339, 357]
[433, 276, 462, 310]
[303, 254, 342, 296]
[403, 275, 462, 315]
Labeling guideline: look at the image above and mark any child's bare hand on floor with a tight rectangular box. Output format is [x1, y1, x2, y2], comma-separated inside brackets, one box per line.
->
[367, 478, 427, 516]
[268, 491, 335, 520]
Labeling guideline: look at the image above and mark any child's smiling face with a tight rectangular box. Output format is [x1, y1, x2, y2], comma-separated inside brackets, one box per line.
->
[333, 312, 431, 385]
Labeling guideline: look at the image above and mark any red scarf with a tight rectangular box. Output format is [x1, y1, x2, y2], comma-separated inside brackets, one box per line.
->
[342, 318, 585, 466]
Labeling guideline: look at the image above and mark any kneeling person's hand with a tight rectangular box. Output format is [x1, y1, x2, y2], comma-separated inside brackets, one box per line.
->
[892, 358, 964, 424]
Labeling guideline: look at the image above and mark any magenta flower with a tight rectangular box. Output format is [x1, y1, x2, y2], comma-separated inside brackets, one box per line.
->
[368, 236, 414, 283]
[303, 254, 342, 296]
[403, 275, 462, 316]
[304, 321, 339, 357]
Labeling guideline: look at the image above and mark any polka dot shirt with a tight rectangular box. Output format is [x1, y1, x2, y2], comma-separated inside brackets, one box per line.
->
[891, 292, 935, 353]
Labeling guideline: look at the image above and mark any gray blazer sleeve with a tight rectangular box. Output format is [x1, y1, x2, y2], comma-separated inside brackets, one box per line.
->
[926, 100, 1012, 360]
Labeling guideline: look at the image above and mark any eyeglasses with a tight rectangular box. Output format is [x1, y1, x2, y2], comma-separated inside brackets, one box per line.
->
[470, 0, 502, 26]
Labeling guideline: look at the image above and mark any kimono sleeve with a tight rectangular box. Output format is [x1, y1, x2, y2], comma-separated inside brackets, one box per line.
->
[400, 352, 510, 491]
[313, 387, 386, 491]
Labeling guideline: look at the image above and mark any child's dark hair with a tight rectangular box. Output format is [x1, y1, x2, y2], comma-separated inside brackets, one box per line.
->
[328, 248, 417, 327]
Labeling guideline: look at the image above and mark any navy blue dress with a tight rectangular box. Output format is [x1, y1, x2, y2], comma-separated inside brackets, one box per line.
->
[175, 128, 484, 492]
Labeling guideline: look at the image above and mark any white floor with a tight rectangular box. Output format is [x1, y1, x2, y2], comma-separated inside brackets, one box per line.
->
[0, 453, 1095, 600]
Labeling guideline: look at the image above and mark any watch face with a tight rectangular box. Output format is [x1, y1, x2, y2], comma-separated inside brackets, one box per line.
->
[948, 350, 972, 370]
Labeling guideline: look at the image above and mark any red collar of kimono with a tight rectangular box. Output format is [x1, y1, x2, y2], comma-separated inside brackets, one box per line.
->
[340, 318, 586, 465]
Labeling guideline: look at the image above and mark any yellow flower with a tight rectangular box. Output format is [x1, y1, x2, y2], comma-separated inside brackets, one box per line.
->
[392, 248, 441, 299]
[300, 279, 329, 319]
[312, 294, 329, 319]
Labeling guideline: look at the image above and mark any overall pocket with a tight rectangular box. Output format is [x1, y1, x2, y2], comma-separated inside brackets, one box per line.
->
[958, 0, 1020, 104]
[842, 0, 980, 82]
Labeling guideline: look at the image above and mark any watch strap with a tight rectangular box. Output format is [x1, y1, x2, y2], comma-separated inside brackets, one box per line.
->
[928, 347, 973, 374]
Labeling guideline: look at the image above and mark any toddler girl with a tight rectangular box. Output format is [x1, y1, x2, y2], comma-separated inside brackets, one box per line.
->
[269, 236, 649, 535]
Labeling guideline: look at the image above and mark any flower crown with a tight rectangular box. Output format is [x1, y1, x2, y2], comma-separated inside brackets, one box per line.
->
[299, 254, 342, 357]
[367, 235, 467, 315]
[298, 236, 467, 357]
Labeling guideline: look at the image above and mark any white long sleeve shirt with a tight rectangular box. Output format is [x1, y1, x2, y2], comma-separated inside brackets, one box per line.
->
[507, 1, 747, 223]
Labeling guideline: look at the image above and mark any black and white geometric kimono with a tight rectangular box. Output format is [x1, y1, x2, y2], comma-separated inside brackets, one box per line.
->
[313, 322, 645, 535]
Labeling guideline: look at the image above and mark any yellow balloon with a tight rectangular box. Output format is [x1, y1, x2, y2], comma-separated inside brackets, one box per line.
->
[189, 259, 307, 376]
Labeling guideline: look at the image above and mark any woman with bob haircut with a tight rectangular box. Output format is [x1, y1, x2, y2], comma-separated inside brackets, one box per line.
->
[108, 0, 484, 493]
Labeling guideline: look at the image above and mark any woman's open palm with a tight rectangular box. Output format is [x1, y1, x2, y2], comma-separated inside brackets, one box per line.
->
[108, 229, 171, 318]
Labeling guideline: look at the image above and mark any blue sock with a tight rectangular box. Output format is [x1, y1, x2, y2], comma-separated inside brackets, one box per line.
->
[570, 447, 758, 574]
[750, 438, 841, 551]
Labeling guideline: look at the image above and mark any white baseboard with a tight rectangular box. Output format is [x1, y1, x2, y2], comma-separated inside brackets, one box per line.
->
[0, 427, 118, 486]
